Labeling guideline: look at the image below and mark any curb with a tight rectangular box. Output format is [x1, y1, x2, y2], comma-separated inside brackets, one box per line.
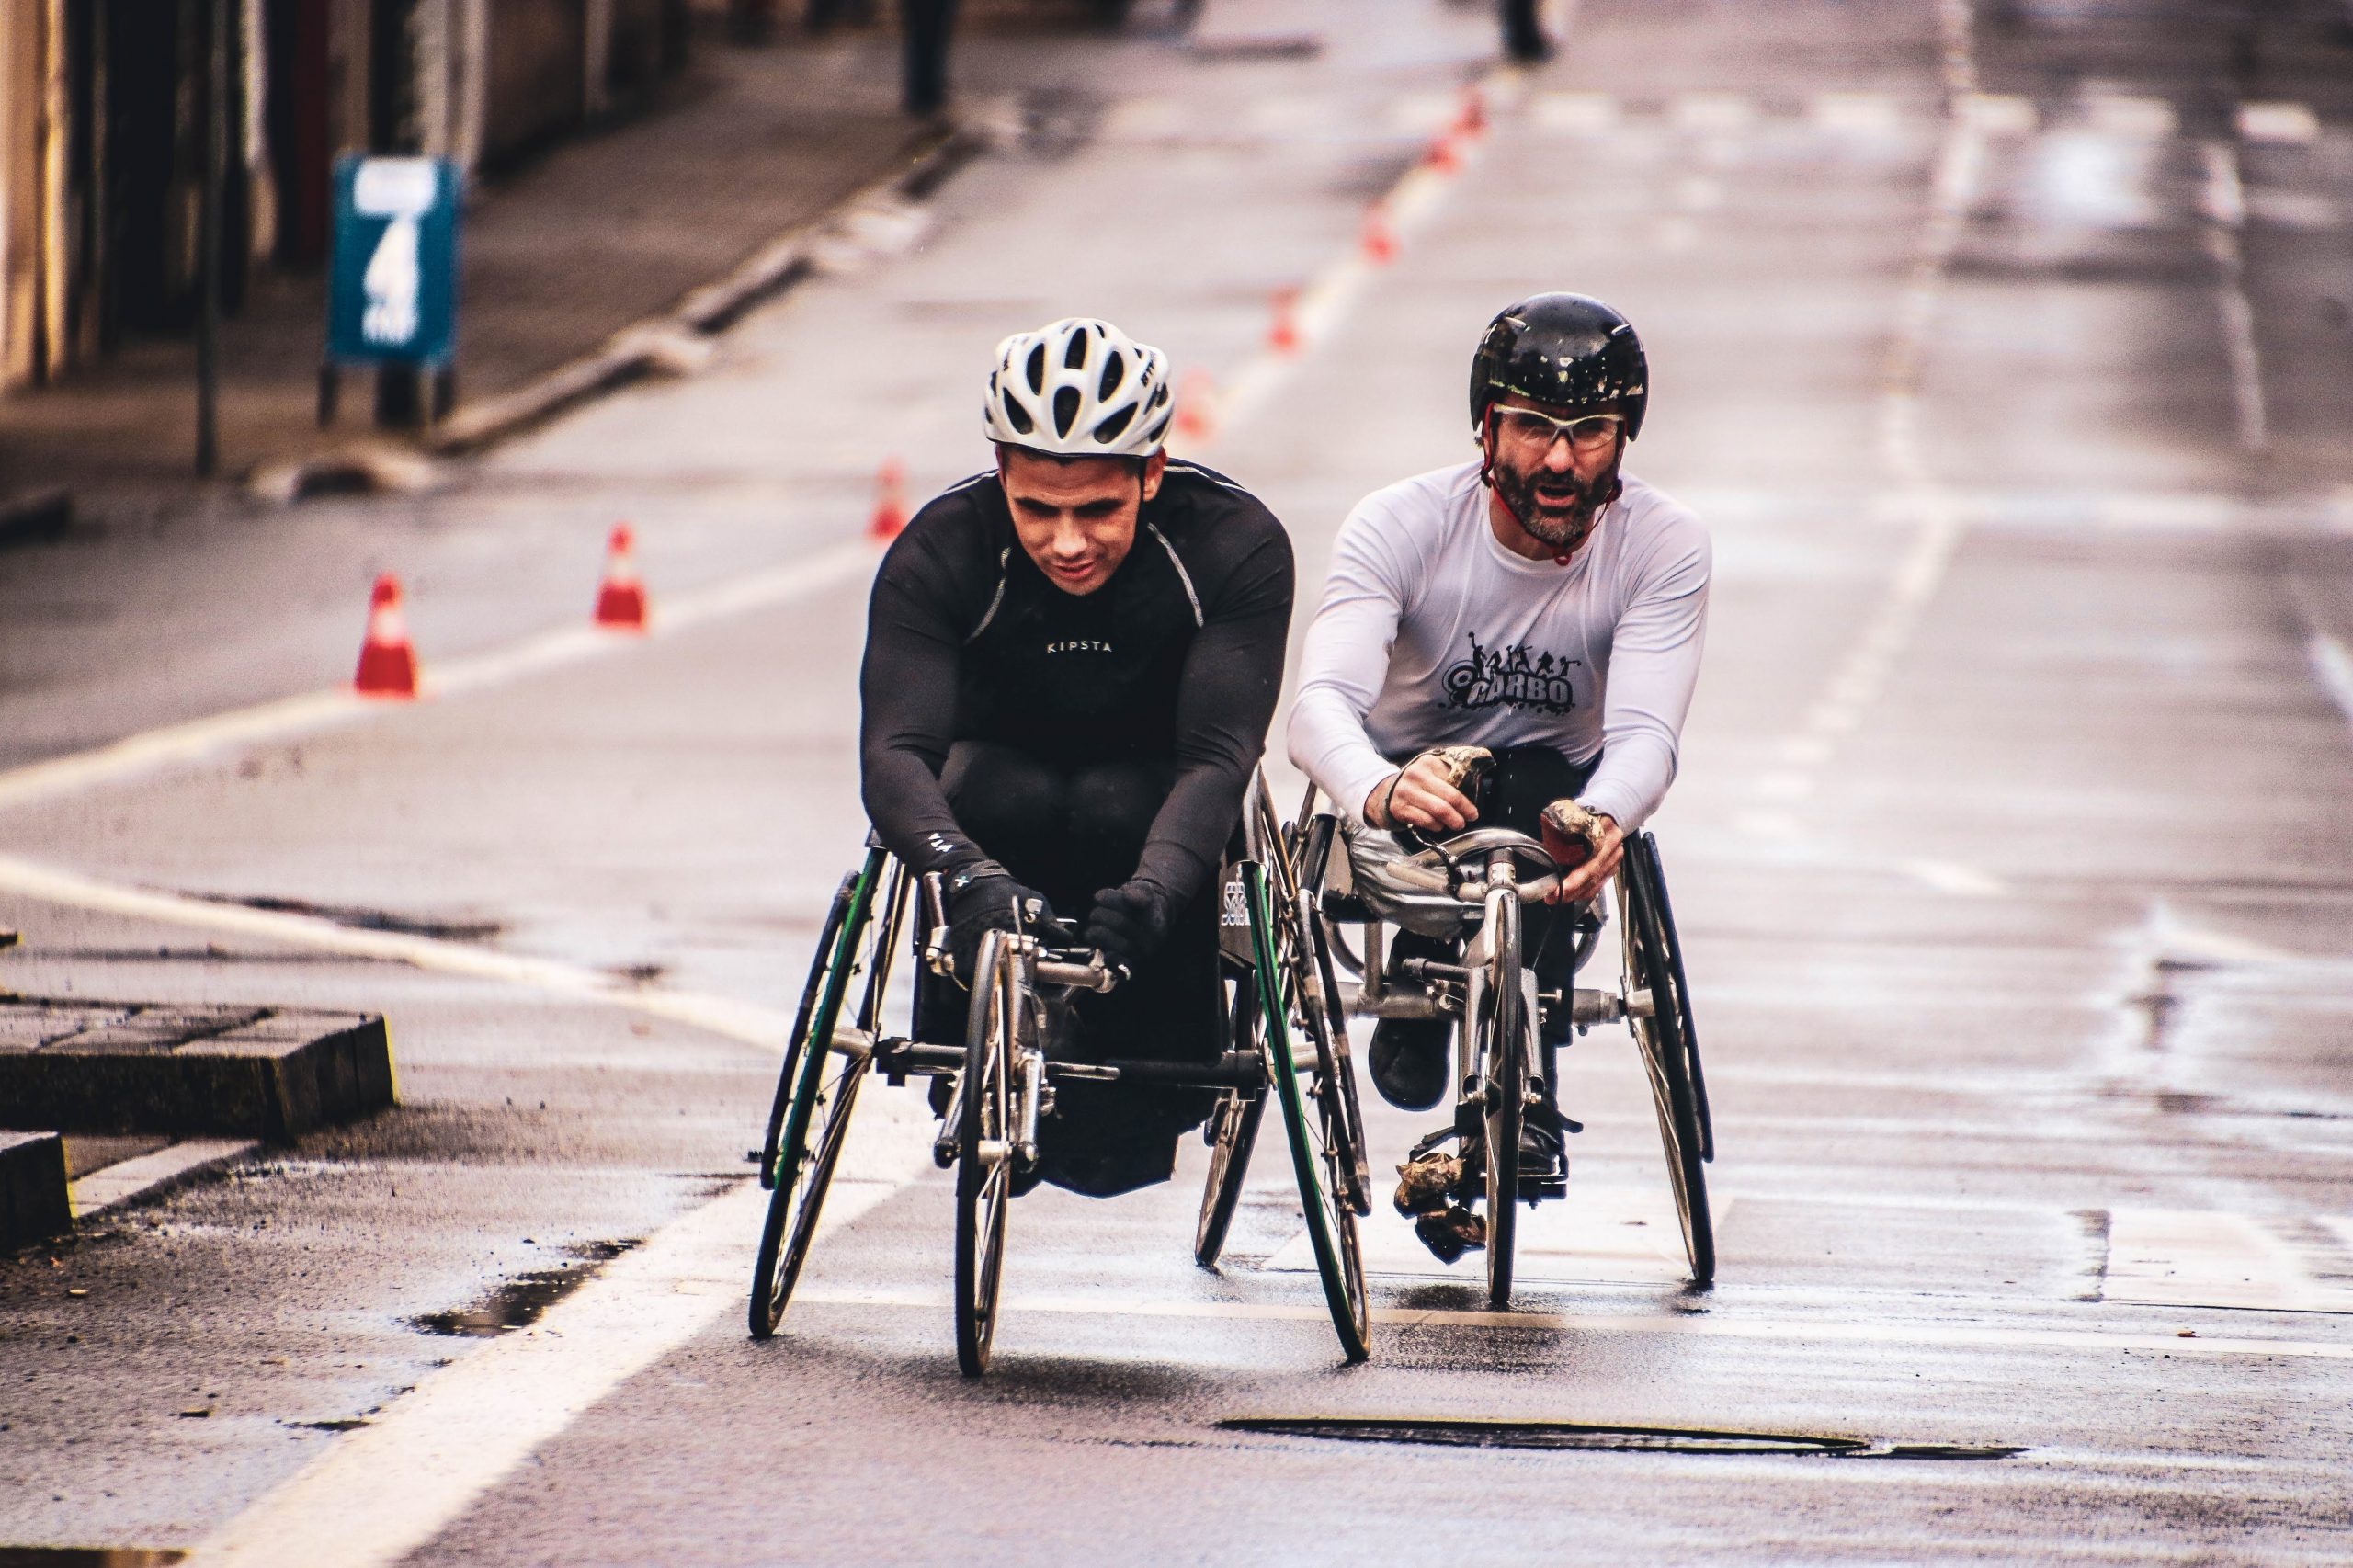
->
[0, 1131, 71, 1248]
[250, 121, 988, 501]
[0, 999, 397, 1141]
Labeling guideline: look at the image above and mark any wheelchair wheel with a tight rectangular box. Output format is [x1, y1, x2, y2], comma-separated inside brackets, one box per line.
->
[1620, 837, 1715, 1286]
[750, 850, 892, 1339]
[1245, 860, 1370, 1362]
[1481, 892, 1526, 1312]
[1265, 785, 1369, 1214]
[1195, 976, 1267, 1267]
[955, 929, 1018, 1376]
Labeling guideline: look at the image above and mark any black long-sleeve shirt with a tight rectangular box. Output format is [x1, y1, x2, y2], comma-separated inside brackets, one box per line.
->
[859, 460, 1295, 905]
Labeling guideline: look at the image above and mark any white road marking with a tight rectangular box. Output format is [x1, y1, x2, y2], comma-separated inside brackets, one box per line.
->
[1671, 92, 1755, 134]
[184, 1170, 893, 1568]
[0, 538, 878, 818]
[70, 1138, 259, 1218]
[1963, 92, 2036, 136]
[0, 855, 794, 1050]
[2104, 1209, 2353, 1313]
[1810, 92, 1904, 137]
[2304, 632, 2353, 736]
[2238, 101, 2320, 144]
[2086, 94, 2177, 140]
[2199, 139, 2268, 452]
[1899, 858, 2008, 897]
[788, 1284, 2353, 1361]
[1529, 91, 1617, 134]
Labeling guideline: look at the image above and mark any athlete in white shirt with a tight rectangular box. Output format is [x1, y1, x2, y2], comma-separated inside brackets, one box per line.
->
[1287, 295, 1710, 1246]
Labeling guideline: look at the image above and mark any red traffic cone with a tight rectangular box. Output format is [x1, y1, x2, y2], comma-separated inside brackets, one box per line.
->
[1174, 369, 1218, 443]
[1361, 204, 1398, 264]
[1456, 85, 1488, 140]
[869, 459, 907, 540]
[594, 524, 649, 631]
[353, 574, 419, 699]
[1268, 288, 1302, 354]
[1427, 132, 1461, 173]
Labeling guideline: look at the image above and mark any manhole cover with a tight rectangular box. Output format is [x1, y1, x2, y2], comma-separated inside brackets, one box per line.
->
[1220, 1417, 2021, 1460]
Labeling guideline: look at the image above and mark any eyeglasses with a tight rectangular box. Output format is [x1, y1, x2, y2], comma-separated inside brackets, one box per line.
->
[1493, 407, 1625, 453]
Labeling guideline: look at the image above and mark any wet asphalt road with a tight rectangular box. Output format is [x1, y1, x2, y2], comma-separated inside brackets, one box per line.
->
[6, 0, 2353, 1562]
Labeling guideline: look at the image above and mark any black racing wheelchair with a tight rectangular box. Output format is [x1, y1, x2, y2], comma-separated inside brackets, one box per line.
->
[1297, 787, 1714, 1307]
[747, 772, 1372, 1372]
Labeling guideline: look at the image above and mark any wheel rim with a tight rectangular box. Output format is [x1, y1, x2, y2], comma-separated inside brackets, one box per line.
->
[1621, 861, 1714, 1285]
[1483, 893, 1523, 1312]
[957, 933, 1017, 1375]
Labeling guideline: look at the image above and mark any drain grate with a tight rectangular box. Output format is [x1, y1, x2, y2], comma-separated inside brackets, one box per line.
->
[1219, 1416, 2022, 1460]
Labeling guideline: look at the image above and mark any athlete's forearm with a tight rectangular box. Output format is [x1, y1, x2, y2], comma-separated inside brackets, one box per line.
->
[858, 560, 987, 879]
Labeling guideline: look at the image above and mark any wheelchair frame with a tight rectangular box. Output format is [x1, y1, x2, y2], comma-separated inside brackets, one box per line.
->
[1297, 787, 1716, 1300]
[747, 772, 1373, 1371]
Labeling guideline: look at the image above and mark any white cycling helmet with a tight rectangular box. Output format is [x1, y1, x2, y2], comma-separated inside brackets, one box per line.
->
[983, 316, 1174, 458]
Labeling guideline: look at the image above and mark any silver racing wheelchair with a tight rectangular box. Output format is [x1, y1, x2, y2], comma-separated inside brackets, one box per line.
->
[1296, 787, 1714, 1308]
[747, 771, 1372, 1371]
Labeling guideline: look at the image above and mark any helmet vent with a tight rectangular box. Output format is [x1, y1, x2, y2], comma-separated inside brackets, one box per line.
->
[1098, 351, 1125, 401]
[1003, 398, 1034, 436]
[1063, 330, 1092, 370]
[1053, 386, 1082, 437]
[1025, 344, 1048, 394]
[1093, 402, 1136, 444]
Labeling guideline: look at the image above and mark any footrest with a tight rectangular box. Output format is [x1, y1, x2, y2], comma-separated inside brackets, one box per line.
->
[1046, 1051, 1267, 1091]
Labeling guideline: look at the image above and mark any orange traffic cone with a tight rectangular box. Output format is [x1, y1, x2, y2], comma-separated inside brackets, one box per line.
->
[869, 459, 907, 540]
[1268, 288, 1302, 354]
[594, 524, 649, 631]
[1427, 132, 1461, 173]
[353, 574, 418, 699]
[1456, 85, 1488, 140]
[1361, 204, 1398, 264]
[1174, 369, 1219, 443]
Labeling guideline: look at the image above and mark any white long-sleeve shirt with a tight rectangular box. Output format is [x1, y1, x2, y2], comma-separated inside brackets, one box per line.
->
[1287, 460, 1710, 830]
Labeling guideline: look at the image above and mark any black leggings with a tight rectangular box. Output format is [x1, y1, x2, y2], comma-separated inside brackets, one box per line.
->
[930, 741, 1224, 1199]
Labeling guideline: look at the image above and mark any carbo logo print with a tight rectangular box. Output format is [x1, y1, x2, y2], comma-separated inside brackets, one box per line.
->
[1444, 634, 1579, 714]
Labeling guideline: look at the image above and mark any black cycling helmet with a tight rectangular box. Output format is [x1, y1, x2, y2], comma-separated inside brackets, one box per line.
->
[1469, 292, 1647, 441]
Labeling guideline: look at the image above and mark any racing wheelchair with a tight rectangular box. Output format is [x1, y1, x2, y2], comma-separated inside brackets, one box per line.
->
[747, 773, 1372, 1372]
[1297, 787, 1714, 1308]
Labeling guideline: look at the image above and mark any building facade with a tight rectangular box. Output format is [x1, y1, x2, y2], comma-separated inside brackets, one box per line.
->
[0, 0, 688, 394]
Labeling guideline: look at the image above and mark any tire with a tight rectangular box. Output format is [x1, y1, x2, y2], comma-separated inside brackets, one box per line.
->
[1195, 978, 1267, 1267]
[1635, 835, 1712, 1162]
[1622, 845, 1715, 1286]
[1483, 892, 1525, 1312]
[1247, 861, 1370, 1362]
[750, 851, 885, 1339]
[955, 930, 1017, 1376]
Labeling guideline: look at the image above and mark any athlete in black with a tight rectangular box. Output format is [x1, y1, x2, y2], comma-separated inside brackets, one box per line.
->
[858, 316, 1294, 1198]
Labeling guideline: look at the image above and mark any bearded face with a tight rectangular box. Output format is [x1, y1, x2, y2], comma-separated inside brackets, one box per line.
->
[1487, 451, 1620, 552]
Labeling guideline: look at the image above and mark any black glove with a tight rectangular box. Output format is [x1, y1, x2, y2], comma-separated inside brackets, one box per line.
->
[946, 862, 1069, 980]
[1085, 878, 1181, 973]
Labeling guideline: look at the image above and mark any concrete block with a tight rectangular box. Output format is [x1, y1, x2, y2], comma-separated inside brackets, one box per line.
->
[0, 1131, 72, 1247]
[0, 999, 396, 1141]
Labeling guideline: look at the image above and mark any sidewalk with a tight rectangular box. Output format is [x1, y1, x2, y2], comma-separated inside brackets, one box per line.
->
[0, 34, 950, 522]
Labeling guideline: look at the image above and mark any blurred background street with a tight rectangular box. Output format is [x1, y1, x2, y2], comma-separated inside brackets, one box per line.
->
[5, 0, 2353, 1562]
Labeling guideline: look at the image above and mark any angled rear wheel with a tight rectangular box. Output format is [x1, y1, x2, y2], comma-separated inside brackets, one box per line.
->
[1621, 836, 1714, 1286]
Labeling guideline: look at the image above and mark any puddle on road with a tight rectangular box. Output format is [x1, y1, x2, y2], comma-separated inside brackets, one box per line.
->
[0, 1551, 187, 1566]
[1219, 1416, 2023, 1460]
[183, 892, 503, 943]
[411, 1241, 636, 1337]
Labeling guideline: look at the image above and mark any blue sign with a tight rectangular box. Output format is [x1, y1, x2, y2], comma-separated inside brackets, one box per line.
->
[326, 155, 460, 368]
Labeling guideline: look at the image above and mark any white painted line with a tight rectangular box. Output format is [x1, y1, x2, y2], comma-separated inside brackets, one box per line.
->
[2086, 95, 2176, 139]
[788, 1285, 2353, 1362]
[186, 1100, 929, 1568]
[1530, 90, 1617, 134]
[0, 539, 878, 819]
[70, 1138, 259, 1218]
[1963, 92, 2036, 136]
[0, 854, 793, 1051]
[1810, 92, 1904, 136]
[2199, 140, 2268, 453]
[1899, 858, 2008, 898]
[2104, 1209, 2353, 1313]
[2238, 101, 2320, 145]
[1671, 92, 1753, 134]
[2305, 632, 2353, 736]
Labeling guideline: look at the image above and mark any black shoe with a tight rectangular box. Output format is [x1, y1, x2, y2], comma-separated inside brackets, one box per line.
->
[1370, 1017, 1450, 1110]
